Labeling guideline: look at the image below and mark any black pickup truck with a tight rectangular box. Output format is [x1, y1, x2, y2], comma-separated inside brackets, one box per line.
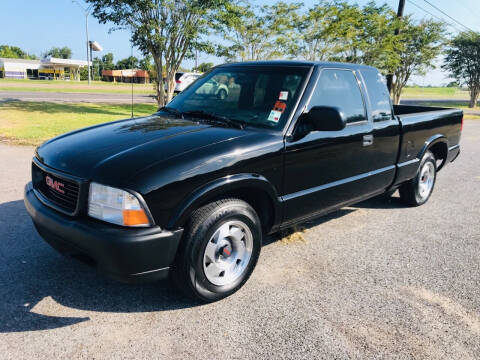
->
[24, 61, 462, 301]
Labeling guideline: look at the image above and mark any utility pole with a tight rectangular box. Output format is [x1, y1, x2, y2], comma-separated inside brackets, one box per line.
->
[73, 1, 92, 84]
[386, 0, 406, 93]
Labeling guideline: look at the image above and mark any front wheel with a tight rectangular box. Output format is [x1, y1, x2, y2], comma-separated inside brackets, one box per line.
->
[399, 151, 437, 206]
[171, 198, 262, 302]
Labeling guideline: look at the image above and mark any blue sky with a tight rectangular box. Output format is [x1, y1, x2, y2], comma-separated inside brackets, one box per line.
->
[1, 0, 479, 85]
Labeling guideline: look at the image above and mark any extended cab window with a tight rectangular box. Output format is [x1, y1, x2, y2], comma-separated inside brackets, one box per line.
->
[361, 69, 392, 122]
[310, 69, 366, 124]
[167, 67, 309, 129]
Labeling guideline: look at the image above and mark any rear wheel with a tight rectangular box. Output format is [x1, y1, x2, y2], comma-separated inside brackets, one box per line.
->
[171, 199, 262, 302]
[399, 151, 436, 206]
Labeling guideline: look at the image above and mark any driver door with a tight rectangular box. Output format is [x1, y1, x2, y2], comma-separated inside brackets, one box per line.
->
[282, 68, 378, 224]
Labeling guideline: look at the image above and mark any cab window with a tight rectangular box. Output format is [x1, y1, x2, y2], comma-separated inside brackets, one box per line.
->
[310, 69, 367, 124]
[168, 67, 309, 129]
[361, 69, 392, 122]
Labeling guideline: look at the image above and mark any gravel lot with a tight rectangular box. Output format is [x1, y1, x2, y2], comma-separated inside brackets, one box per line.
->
[1, 121, 479, 359]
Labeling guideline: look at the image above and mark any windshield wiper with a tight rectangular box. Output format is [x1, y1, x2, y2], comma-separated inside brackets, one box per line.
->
[182, 110, 245, 130]
[158, 106, 184, 119]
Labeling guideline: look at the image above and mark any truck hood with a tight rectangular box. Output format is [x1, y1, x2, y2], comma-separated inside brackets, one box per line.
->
[35, 114, 248, 186]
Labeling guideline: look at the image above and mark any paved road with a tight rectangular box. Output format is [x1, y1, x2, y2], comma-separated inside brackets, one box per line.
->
[1, 122, 479, 359]
[0, 90, 156, 104]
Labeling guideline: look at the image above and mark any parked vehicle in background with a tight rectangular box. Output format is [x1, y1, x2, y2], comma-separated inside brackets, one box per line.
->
[24, 61, 462, 303]
[195, 76, 230, 99]
[174, 72, 202, 93]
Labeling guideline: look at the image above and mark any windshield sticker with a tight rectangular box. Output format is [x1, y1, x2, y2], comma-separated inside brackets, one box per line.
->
[267, 110, 282, 123]
[273, 101, 287, 113]
[279, 91, 288, 100]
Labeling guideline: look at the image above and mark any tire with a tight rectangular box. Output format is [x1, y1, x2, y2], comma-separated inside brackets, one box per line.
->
[171, 198, 262, 302]
[217, 89, 227, 100]
[399, 151, 437, 206]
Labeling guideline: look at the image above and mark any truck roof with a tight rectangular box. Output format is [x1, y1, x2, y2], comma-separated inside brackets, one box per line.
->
[217, 60, 378, 71]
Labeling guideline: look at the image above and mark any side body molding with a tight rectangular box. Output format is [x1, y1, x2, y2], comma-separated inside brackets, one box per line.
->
[167, 173, 282, 230]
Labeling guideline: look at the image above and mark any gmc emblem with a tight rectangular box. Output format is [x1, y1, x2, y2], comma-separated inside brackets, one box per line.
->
[45, 175, 65, 194]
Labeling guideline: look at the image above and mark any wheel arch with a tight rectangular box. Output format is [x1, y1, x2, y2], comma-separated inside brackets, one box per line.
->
[419, 135, 448, 172]
[167, 174, 281, 233]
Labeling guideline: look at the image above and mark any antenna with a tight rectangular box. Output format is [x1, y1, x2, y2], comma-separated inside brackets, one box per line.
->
[131, 36, 134, 118]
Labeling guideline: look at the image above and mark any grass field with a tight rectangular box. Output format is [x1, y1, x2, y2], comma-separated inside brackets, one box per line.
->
[401, 87, 469, 99]
[0, 78, 154, 94]
[0, 96, 478, 146]
[0, 101, 157, 145]
[0, 79, 471, 99]
[409, 101, 479, 111]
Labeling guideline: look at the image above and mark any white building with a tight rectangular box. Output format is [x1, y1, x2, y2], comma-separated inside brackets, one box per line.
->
[0, 57, 88, 80]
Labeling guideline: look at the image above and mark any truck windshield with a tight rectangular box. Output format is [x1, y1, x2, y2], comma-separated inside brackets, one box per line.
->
[165, 66, 310, 130]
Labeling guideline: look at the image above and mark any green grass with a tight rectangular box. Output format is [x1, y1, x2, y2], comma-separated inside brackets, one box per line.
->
[0, 80, 471, 99]
[0, 101, 157, 145]
[402, 87, 469, 99]
[0, 78, 155, 94]
[404, 101, 480, 119]
[0, 86, 154, 94]
[465, 114, 480, 120]
[408, 101, 480, 111]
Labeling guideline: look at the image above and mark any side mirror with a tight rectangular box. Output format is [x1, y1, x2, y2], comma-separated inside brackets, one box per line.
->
[307, 106, 346, 131]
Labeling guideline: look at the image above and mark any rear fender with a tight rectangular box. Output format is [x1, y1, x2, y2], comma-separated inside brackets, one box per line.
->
[419, 135, 448, 171]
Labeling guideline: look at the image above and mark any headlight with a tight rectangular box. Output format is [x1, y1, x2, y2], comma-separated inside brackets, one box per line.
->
[88, 182, 152, 227]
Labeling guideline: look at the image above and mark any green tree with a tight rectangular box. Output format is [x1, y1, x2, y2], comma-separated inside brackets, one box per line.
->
[45, 46, 72, 59]
[116, 56, 139, 70]
[443, 31, 480, 108]
[139, 56, 153, 71]
[320, 2, 401, 74]
[0, 45, 37, 59]
[286, 1, 402, 75]
[86, 0, 226, 106]
[79, 66, 89, 81]
[101, 53, 115, 70]
[92, 57, 102, 80]
[290, 2, 343, 61]
[391, 18, 446, 104]
[193, 62, 214, 72]
[93, 53, 115, 80]
[217, 1, 301, 62]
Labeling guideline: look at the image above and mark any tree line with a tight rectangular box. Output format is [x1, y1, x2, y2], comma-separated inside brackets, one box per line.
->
[85, 0, 480, 108]
[3, 0, 480, 108]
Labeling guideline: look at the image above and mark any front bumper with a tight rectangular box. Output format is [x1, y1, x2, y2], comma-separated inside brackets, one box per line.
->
[24, 182, 183, 283]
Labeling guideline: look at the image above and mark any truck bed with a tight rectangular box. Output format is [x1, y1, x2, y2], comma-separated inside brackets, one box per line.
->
[392, 104, 463, 186]
[393, 104, 452, 116]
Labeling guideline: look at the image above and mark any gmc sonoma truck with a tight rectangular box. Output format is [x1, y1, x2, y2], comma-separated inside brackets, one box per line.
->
[24, 61, 462, 302]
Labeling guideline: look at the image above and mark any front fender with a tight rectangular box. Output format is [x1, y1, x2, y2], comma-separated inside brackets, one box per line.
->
[167, 173, 281, 229]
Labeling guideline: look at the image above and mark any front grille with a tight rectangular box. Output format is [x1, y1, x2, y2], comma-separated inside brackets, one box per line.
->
[32, 162, 80, 214]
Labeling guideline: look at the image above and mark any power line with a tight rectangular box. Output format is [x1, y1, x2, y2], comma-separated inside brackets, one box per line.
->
[451, 1, 480, 29]
[421, 0, 475, 32]
[407, 0, 463, 33]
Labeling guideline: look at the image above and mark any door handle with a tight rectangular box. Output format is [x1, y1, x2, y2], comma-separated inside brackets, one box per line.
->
[363, 134, 374, 147]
